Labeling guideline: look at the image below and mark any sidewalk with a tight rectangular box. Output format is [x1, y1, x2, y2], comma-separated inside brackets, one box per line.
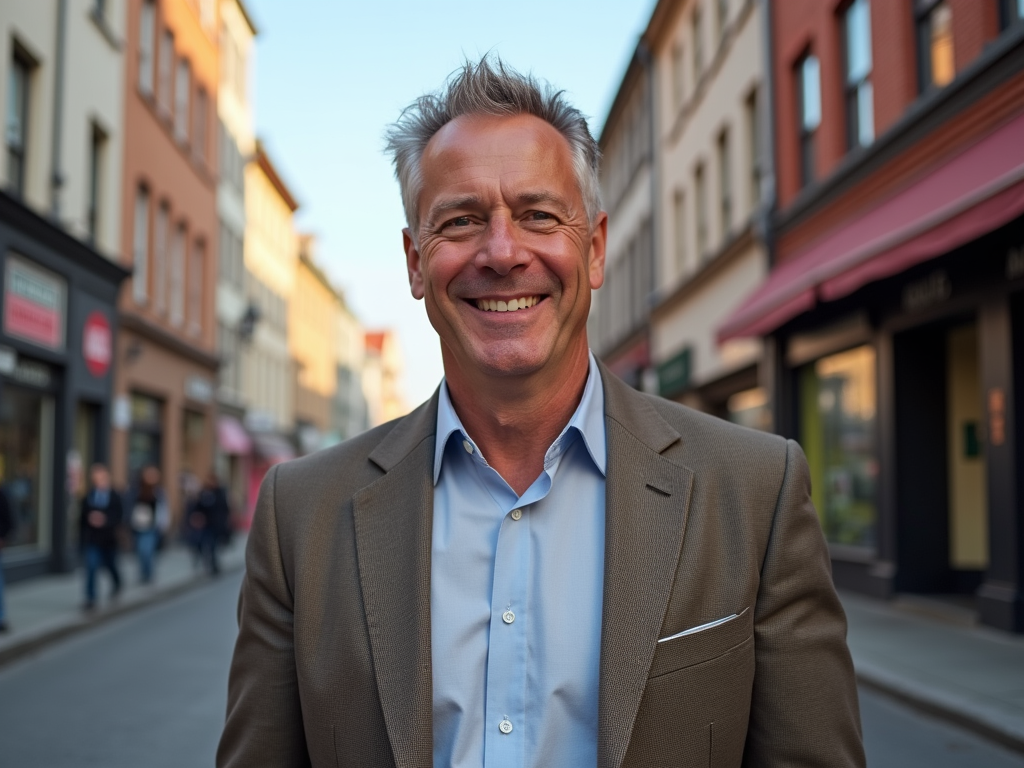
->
[841, 590, 1024, 752]
[0, 537, 246, 668]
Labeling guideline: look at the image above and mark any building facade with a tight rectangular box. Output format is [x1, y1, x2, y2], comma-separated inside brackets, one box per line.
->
[115, 0, 220, 523]
[0, 0, 130, 580]
[214, 0, 256, 515]
[720, 0, 1024, 632]
[647, 0, 772, 428]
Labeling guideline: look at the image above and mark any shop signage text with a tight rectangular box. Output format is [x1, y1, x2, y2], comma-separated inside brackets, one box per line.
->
[3, 255, 67, 351]
[1008, 246, 1024, 280]
[10, 357, 53, 388]
[902, 270, 951, 312]
[83, 311, 112, 377]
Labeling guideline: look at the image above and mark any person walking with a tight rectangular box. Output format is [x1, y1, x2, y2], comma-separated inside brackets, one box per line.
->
[79, 463, 123, 610]
[0, 485, 13, 632]
[126, 465, 169, 584]
[188, 472, 229, 575]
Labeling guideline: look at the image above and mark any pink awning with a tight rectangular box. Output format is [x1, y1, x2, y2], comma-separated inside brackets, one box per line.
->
[217, 415, 252, 455]
[719, 108, 1024, 342]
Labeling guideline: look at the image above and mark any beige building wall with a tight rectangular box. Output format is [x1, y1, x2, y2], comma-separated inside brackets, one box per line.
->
[0, 0, 125, 259]
[649, 0, 769, 403]
[291, 239, 338, 436]
[241, 143, 297, 434]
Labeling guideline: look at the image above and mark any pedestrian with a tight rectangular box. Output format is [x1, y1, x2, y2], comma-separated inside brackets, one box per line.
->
[218, 56, 864, 767]
[188, 472, 228, 575]
[79, 463, 123, 610]
[0, 484, 13, 632]
[125, 465, 169, 584]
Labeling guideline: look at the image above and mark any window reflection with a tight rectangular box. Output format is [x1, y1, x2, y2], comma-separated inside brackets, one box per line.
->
[800, 345, 878, 548]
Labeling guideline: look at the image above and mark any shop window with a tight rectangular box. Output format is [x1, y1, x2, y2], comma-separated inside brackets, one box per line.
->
[0, 386, 55, 551]
[796, 52, 821, 188]
[842, 0, 874, 150]
[799, 345, 878, 549]
[727, 387, 770, 432]
[128, 392, 163, 481]
[916, 0, 955, 93]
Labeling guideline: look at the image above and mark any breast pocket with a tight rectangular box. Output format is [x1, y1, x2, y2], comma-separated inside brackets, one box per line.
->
[648, 607, 752, 679]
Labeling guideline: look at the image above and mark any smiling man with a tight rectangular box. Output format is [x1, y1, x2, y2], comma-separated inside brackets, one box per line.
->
[218, 58, 865, 768]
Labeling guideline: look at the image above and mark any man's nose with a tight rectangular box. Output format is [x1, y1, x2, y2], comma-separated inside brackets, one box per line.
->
[476, 214, 527, 276]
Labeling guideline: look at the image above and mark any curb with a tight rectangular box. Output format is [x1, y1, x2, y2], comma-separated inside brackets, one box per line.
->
[855, 661, 1024, 755]
[0, 559, 245, 670]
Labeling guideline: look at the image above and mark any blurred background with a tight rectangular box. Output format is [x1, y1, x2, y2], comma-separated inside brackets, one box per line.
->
[1, 0, 1024, 765]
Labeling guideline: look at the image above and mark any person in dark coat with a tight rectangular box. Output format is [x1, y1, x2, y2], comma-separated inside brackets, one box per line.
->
[124, 465, 169, 584]
[79, 463, 123, 609]
[0, 485, 13, 632]
[188, 472, 229, 575]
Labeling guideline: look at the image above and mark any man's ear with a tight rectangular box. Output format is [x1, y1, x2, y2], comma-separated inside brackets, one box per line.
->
[588, 212, 608, 290]
[403, 228, 425, 300]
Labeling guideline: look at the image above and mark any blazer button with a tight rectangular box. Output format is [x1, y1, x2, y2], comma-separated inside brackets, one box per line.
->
[499, 718, 513, 734]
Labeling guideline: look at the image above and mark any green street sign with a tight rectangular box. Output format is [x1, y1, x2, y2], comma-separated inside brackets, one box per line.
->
[657, 347, 691, 398]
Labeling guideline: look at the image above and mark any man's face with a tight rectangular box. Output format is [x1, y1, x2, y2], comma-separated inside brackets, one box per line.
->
[91, 467, 110, 490]
[404, 113, 606, 381]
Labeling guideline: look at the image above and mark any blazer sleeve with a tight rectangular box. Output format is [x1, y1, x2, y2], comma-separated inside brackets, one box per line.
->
[217, 465, 311, 768]
[742, 439, 866, 768]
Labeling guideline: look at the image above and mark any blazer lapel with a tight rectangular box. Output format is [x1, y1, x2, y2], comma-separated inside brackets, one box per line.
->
[352, 395, 438, 768]
[597, 368, 694, 768]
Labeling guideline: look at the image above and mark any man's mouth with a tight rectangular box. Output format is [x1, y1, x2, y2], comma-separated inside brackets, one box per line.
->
[473, 295, 542, 312]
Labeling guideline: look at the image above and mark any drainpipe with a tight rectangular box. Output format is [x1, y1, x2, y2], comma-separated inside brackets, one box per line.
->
[50, 0, 68, 219]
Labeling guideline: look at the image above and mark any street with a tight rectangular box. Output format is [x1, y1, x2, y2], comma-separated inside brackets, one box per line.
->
[0, 572, 1021, 767]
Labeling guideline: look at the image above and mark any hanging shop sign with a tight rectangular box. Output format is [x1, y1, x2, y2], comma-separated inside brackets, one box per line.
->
[82, 311, 112, 378]
[3, 254, 67, 351]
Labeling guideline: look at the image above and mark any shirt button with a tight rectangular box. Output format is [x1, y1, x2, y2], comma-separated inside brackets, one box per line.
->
[499, 718, 513, 734]
[510, 508, 522, 521]
[462, 440, 473, 454]
[502, 610, 515, 624]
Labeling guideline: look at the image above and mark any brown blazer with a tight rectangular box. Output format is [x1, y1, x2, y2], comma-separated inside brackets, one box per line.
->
[218, 367, 865, 768]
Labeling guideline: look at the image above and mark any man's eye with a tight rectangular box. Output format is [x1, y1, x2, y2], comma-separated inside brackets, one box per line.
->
[528, 211, 554, 222]
[445, 216, 472, 228]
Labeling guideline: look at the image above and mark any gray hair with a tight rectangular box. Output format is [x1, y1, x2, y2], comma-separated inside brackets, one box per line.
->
[384, 56, 602, 234]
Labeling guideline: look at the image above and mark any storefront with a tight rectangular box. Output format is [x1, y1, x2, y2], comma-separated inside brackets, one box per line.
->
[0, 191, 128, 581]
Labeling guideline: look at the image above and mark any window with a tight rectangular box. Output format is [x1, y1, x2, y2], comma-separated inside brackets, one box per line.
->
[716, 0, 729, 43]
[189, 238, 204, 336]
[717, 128, 732, 237]
[193, 87, 208, 163]
[132, 186, 150, 305]
[175, 59, 190, 142]
[87, 124, 107, 244]
[138, 0, 155, 95]
[169, 223, 185, 326]
[796, 53, 821, 188]
[843, 0, 874, 149]
[692, 6, 704, 79]
[671, 42, 685, 110]
[800, 345, 878, 549]
[999, 0, 1024, 30]
[916, 1, 954, 92]
[695, 162, 708, 258]
[154, 202, 169, 313]
[673, 190, 687, 274]
[746, 89, 761, 208]
[6, 50, 31, 197]
[158, 29, 174, 115]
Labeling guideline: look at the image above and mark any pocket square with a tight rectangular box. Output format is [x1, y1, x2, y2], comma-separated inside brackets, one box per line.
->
[657, 612, 740, 643]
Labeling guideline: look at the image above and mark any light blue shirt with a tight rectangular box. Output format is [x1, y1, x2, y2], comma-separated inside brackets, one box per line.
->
[431, 354, 607, 768]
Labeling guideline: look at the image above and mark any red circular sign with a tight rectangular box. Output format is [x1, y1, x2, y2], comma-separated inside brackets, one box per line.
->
[83, 311, 112, 377]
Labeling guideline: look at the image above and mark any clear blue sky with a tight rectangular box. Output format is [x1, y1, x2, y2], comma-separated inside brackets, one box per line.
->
[246, 0, 658, 406]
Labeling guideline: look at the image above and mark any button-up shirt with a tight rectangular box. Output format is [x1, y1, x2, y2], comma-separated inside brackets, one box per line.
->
[431, 353, 607, 768]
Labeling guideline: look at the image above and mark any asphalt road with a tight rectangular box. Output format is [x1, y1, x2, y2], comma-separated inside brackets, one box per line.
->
[0, 571, 1022, 767]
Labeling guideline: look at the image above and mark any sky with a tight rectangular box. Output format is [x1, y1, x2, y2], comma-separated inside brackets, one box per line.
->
[245, 0, 659, 407]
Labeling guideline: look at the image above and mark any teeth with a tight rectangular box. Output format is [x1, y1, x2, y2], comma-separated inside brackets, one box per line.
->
[475, 296, 539, 312]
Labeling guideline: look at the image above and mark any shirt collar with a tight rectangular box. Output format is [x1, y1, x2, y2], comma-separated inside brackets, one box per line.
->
[433, 352, 607, 485]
